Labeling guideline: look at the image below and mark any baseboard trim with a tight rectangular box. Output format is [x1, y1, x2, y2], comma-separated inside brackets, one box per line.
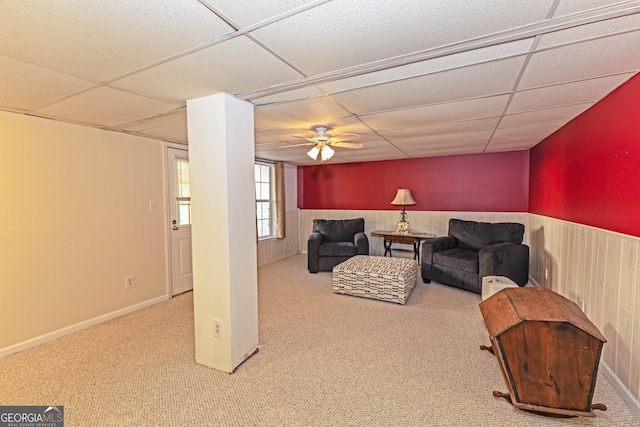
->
[600, 361, 640, 420]
[0, 294, 170, 359]
[528, 275, 541, 287]
[257, 251, 300, 268]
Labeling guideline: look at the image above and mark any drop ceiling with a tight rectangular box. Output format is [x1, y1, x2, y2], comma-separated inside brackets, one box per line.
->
[1, 0, 639, 165]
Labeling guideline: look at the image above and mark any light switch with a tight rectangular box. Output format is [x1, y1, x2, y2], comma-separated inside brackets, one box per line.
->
[149, 200, 158, 211]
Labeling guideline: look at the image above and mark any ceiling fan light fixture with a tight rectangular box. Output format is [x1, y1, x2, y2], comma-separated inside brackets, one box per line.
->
[307, 145, 320, 160]
[321, 145, 335, 162]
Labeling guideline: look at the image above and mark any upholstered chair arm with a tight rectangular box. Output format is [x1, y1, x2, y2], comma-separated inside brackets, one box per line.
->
[354, 232, 369, 255]
[479, 243, 530, 286]
[307, 232, 324, 273]
[421, 236, 457, 282]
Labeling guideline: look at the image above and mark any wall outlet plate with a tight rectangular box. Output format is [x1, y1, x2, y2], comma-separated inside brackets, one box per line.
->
[125, 276, 135, 289]
[213, 321, 224, 339]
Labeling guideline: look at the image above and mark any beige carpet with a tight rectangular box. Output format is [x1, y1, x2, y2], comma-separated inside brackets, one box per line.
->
[0, 254, 638, 426]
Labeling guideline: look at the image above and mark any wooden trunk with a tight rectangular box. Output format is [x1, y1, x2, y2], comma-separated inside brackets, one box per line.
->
[479, 287, 606, 418]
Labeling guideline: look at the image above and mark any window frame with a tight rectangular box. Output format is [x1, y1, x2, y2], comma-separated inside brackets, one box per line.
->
[255, 161, 276, 240]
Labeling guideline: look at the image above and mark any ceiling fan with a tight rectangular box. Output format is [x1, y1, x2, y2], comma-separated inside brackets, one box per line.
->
[278, 126, 363, 162]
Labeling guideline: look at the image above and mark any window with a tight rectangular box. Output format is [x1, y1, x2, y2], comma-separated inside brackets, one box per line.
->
[175, 158, 191, 225]
[255, 162, 275, 239]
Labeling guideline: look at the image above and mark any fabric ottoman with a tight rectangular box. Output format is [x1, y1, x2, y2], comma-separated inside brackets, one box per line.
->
[333, 255, 418, 304]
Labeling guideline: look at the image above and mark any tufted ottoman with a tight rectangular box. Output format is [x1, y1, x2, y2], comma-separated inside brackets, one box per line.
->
[333, 255, 418, 304]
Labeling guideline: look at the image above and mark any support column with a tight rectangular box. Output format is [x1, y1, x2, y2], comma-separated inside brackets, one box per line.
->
[186, 93, 258, 373]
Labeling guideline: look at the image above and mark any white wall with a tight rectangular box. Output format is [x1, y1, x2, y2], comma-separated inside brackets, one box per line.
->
[0, 111, 168, 355]
[257, 163, 300, 267]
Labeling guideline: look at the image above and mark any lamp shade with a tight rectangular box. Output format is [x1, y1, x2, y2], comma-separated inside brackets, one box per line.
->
[390, 188, 416, 206]
[320, 145, 335, 161]
[307, 145, 320, 160]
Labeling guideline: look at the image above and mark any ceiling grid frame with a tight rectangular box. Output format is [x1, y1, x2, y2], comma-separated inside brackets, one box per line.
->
[0, 0, 639, 164]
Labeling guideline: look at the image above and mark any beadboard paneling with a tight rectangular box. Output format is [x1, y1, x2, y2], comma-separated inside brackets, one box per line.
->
[257, 209, 300, 267]
[529, 214, 640, 414]
[299, 210, 530, 257]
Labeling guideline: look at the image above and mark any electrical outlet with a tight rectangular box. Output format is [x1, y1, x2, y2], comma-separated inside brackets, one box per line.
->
[213, 321, 224, 339]
[125, 276, 135, 289]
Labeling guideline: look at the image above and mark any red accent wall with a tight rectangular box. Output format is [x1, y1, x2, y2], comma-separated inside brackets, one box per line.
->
[298, 151, 529, 212]
[530, 73, 640, 237]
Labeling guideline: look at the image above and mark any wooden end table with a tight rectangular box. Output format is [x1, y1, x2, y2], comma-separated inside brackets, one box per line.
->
[370, 230, 436, 262]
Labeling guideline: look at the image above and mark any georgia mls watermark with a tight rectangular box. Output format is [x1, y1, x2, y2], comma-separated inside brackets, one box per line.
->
[0, 406, 63, 427]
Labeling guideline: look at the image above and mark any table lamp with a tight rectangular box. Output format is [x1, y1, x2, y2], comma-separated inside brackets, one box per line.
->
[390, 188, 416, 234]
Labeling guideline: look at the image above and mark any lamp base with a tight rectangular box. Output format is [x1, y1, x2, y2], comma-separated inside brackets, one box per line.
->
[396, 219, 410, 234]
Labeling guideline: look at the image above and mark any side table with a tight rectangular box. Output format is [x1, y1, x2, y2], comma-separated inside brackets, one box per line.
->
[370, 230, 435, 262]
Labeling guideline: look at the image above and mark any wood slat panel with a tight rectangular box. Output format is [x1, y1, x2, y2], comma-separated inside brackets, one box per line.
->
[602, 236, 622, 369]
[631, 255, 640, 398]
[593, 230, 609, 333]
[616, 239, 638, 387]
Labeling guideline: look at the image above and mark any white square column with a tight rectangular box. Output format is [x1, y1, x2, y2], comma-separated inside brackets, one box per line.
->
[186, 93, 258, 373]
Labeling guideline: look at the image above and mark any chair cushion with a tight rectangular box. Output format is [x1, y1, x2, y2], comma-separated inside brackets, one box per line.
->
[319, 242, 357, 257]
[448, 219, 524, 251]
[433, 248, 479, 273]
[313, 218, 365, 242]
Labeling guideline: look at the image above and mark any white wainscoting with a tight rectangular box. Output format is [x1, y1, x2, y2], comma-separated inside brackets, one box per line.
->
[299, 209, 530, 257]
[257, 209, 300, 267]
[529, 214, 640, 417]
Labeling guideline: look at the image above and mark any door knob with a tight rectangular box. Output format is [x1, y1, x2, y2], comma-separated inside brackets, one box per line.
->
[172, 225, 179, 231]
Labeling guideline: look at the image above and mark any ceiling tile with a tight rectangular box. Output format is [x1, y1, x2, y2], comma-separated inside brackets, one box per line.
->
[249, 87, 324, 106]
[360, 96, 510, 130]
[519, 32, 640, 89]
[211, 0, 322, 28]
[493, 122, 564, 139]
[507, 73, 636, 114]
[499, 103, 593, 128]
[539, 9, 640, 49]
[331, 58, 525, 115]
[390, 130, 493, 150]
[318, 39, 534, 94]
[254, 96, 351, 130]
[117, 111, 188, 143]
[250, 0, 554, 75]
[486, 134, 549, 152]
[0, 55, 94, 111]
[399, 140, 489, 158]
[34, 87, 180, 128]
[553, 0, 624, 17]
[112, 37, 304, 104]
[380, 117, 500, 138]
[0, 1, 233, 81]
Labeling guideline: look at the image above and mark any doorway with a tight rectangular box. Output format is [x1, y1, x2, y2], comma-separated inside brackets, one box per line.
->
[166, 146, 193, 295]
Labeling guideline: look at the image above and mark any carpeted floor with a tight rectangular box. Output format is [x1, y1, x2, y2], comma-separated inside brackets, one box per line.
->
[0, 254, 638, 426]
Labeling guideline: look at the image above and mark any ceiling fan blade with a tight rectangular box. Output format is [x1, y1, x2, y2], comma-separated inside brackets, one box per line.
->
[277, 142, 314, 149]
[333, 141, 363, 149]
[335, 133, 360, 141]
[291, 134, 309, 139]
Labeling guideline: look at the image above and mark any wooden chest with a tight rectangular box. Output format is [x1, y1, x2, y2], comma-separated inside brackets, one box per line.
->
[479, 287, 606, 417]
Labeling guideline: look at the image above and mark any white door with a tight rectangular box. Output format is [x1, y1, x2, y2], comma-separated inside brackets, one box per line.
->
[167, 147, 193, 295]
